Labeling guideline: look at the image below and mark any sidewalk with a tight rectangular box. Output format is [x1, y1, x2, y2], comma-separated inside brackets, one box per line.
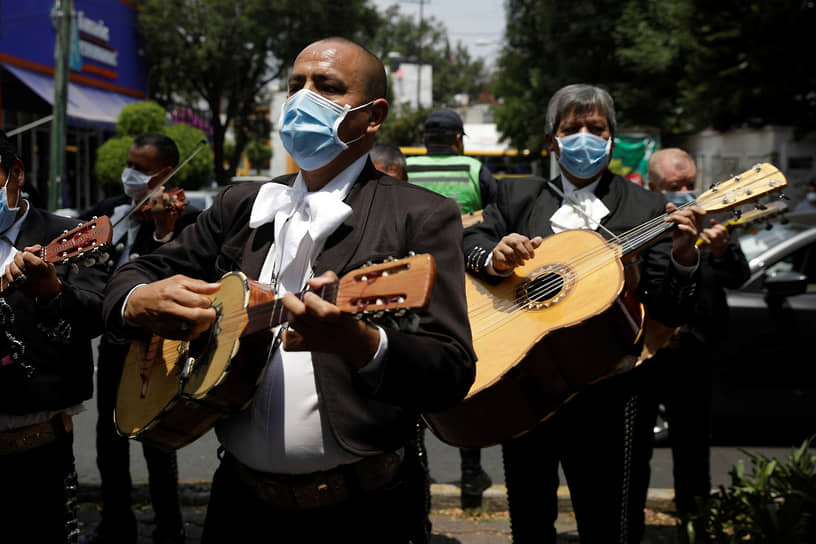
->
[76, 483, 685, 543]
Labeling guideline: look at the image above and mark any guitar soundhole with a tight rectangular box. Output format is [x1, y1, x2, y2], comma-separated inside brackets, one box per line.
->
[528, 273, 563, 302]
[519, 264, 573, 310]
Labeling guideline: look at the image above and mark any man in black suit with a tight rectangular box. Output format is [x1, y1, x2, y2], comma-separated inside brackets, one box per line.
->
[643, 148, 750, 518]
[0, 130, 108, 542]
[80, 134, 198, 544]
[102, 37, 475, 543]
[462, 84, 705, 543]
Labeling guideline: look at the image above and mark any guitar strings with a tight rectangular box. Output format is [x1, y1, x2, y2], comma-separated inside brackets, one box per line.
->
[469, 169, 777, 335]
[468, 168, 779, 338]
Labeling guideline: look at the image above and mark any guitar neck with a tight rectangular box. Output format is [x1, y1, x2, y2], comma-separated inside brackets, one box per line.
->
[242, 281, 339, 338]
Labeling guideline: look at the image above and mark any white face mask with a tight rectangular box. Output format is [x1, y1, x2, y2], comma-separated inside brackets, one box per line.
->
[121, 167, 154, 200]
[807, 192, 816, 203]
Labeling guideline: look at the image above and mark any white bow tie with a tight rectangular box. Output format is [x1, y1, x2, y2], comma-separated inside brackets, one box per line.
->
[249, 182, 352, 244]
[550, 189, 610, 233]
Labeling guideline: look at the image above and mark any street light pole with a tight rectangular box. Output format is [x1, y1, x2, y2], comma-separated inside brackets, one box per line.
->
[49, 0, 73, 212]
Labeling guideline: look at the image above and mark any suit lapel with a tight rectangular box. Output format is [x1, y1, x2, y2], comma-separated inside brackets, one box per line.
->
[314, 160, 380, 276]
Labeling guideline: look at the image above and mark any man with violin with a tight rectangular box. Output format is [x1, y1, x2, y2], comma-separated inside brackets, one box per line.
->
[0, 130, 109, 542]
[80, 133, 198, 544]
[100, 37, 475, 542]
[462, 84, 706, 543]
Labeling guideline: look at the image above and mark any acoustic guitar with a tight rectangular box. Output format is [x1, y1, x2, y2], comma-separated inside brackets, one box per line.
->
[423, 163, 788, 448]
[115, 253, 436, 451]
[0, 215, 113, 292]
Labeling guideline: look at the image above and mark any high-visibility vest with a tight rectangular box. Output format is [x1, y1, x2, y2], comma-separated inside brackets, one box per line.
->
[405, 154, 483, 214]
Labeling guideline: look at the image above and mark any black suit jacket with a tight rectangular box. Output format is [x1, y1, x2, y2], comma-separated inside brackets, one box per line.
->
[102, 160, 476, 456]
[0, 207, 108, 414]
[80, 193, 200, 272]
[463, 171, 699, 326]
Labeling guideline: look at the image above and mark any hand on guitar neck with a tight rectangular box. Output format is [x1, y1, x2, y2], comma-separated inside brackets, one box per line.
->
[124, 275, 220, 340]
[664, 201, 707, 266]
[278, 271, 381, 369]
[2, 244, 62, 300]
[696, 219, 730, 258]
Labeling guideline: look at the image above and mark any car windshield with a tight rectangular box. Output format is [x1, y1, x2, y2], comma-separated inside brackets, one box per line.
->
[736, 222, 811, 262]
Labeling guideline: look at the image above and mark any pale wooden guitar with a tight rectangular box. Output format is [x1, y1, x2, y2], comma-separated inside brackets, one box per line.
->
[115, 253, 436, 451]
[424, 163, 788, 448]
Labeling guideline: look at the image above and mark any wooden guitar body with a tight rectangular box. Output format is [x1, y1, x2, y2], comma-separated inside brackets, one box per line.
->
[115, 254, 437, 451]
[424, 229, 644, 448]
[115, 272, 275, 451]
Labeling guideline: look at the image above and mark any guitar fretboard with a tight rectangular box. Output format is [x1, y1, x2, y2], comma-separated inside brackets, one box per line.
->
[243, 281, 340, 337]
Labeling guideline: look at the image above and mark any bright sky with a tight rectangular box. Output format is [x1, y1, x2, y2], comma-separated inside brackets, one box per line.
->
[370, 0, 506, 67]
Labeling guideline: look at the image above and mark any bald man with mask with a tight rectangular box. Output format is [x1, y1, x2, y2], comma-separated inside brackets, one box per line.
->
[102, 37, 475, 543]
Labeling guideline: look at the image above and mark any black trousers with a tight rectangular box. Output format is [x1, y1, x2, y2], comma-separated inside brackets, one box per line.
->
[0, 430, 79, 543]
[95, 337, 183, 534]
[643, 331, 713, 515]
[502, 372, 654, 544]
[202, 451, 419, 544]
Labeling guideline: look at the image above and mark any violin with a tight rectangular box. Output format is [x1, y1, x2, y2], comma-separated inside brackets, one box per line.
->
[134, 187, 187, 221]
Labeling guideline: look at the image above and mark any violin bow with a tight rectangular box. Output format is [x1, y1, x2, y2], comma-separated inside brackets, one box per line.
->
[114, 139, 209, 229]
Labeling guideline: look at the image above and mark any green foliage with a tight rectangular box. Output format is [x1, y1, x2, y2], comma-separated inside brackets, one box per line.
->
[93, 136, 133, 197]
[115, 101, 167, 137]
[686, 437, 816, 543]
[495, 0, 816, 149]
[368, 5, 490, 110]
[243, 139, 272, 171]
[162, 124, 215, 190]
[376, 107, 432, 147]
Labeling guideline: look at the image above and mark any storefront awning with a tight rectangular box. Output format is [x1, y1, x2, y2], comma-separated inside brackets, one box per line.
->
[4, 64, 138, 129]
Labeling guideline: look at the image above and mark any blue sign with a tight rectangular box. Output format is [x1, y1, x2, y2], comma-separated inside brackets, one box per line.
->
[0, 0, 147, 96]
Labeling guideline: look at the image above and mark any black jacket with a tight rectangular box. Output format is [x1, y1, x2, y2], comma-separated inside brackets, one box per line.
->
[0, 207, 108, 414]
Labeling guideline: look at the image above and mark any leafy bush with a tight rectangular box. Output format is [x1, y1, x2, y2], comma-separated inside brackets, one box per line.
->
[115, 100, 167, 137]
[687, 437, 816, 543]
[93, 136, 133, 197]
[162, 124, 214, 190]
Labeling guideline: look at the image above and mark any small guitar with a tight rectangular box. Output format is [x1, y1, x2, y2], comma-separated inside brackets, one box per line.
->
[424, 163, 788, 448]
[115, 253, 436, 451]
[0, 215, 113, 292]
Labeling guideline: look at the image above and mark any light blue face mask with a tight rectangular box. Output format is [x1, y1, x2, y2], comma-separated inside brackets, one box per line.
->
[278, 89, 372, 171]
[0, 169, 20, 234]
[555, 132, 612, 180]
[664, 190, 697, 207]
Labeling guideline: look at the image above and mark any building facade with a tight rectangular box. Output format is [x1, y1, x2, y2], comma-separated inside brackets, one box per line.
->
[0, 0, 147, 210]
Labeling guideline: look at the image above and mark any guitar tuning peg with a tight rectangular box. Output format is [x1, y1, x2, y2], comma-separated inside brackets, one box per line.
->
[70, 263, 79, 273]
[83, 257, 96, 268]
[98, 252, 110, 263]
[407, 251, 416, 256]
[732, 209, 743, 219]
[709, 183, 719, 191]
[778, 193, 790, 201]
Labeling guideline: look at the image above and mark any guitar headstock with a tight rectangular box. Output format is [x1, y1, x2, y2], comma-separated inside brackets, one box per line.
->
[42, 215, 113, 264]
[696, 163, 787, 214]
[725, 200, 789, 230]
[336, 253, 436, 315]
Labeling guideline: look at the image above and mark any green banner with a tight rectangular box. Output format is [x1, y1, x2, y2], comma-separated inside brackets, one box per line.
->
[610, 132, 659, 187]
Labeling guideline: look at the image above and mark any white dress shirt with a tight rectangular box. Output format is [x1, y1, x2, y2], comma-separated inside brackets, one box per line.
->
[217, 154, 388, 474]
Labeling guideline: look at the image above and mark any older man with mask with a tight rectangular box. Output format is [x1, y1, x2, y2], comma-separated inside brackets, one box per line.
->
[462, 84, 705, 543]
[101, 37, 475, 543]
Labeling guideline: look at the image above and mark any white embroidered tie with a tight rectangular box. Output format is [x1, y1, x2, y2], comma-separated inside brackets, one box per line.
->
[550, 189, 610, 233]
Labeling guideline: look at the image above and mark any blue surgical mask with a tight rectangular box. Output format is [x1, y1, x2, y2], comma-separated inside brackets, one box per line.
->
[121, 167, 153, 200]
[663, 190, 697, 207]
[0, 170, 20, 234]
[278, 89, 372, 171]
[555, 132, 612, 180]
